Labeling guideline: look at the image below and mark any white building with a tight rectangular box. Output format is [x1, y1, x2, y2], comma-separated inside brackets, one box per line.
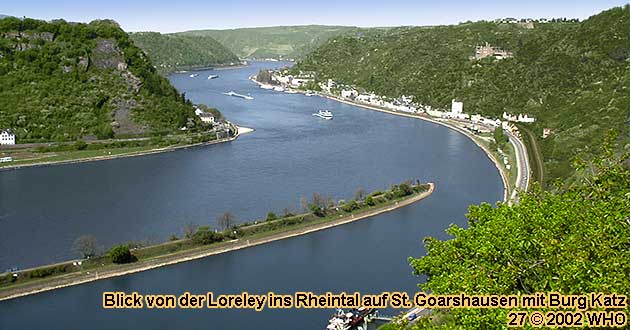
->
[517, 114, 536, 123]
[199, 113, 216, 124]
[451, 99, 463, 114]
[0, 129, 15, 145]
[341, 89, 358, 99]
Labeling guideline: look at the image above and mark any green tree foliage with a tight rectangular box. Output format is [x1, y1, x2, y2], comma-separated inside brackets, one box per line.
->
[493, 127, 508, 149]
[130, 32, 239, 73]
[0, 17, 206, 142]
[407, 133, 630, 329]
[266, 212, 278, 221]
[191, 226, 224, 245]
[177, 25, 379, 59]
[295, 6, 630, 187]
[108, 245, 134, 264]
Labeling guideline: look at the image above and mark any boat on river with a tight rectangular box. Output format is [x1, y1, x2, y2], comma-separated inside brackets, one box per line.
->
[223, 91, 254, 100]
[208, 74, 219, 79]
[189, 73, 199, 78]
[313, 110, 333, 120]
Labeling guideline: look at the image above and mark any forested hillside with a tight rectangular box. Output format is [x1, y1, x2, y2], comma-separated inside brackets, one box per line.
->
[178, 25, 376, 59]
[392, 134, 630, 329]
[130, 32, 239, 73]
[295, 6, 630, 186]
[0, 17, 205, 142]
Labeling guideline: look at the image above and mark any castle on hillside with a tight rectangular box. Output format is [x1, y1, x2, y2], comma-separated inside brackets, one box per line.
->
[471, 43, 513, 60]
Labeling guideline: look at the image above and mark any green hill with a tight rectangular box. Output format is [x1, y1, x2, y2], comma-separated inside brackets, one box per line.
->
[295, 7, 630, 187]
[130, 32, 240, 73]
[177, 25, 377, 59]
[0, 17, 207, 142]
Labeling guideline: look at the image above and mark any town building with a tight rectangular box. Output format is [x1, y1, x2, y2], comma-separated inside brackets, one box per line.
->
[341, 89, 358, 99]
[503, 112, 536, 123]
[199, 112, 216, 124]
[451, 100, 463, 114]
[0, 129, 15, 145]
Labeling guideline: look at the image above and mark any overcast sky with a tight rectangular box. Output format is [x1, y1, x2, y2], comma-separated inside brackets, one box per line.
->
[2, 0, 628, 33]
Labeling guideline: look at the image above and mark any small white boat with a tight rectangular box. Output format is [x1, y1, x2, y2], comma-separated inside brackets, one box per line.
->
[260, 84, 274, 90]
[284, 89, 298, 94]
[313, 110, 333, 120]
[305, 92, 316, 96]
[189, 73, 199, 78]
[223, 91, 254, 100]
[273, 86, 285, 92]
[207, 74, 219, 79]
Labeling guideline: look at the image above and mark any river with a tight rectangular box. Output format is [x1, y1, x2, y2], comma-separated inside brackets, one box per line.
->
[0, 61, 503, 329]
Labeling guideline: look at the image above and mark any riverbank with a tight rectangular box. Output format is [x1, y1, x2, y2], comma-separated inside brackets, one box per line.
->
[0, 125, 253, 172]
[324, 95, 510, 202]
[0, 182, 434, 301]
[249, 75, 510, 201]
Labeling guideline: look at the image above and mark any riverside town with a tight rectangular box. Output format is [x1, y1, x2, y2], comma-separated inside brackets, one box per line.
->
[1, 1, 629, 330]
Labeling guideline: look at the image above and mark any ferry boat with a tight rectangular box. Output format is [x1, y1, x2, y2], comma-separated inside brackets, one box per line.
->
[189, 73, 199, 78]
[223, 91, 254, 100]
[207, 74, 219, 79]
[313, 110, 333, 120]
[326, 307, 376, 330]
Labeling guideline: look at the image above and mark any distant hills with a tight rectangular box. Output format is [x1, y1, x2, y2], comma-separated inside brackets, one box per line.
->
[0, 17, 207, 142]
[130, 32, 240, 73]
[295, 6, 630, 186]
[176, 25, 380, 59]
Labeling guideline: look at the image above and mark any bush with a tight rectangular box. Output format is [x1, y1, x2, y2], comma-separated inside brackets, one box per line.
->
[191, 226, 224, 245]
[341, 200, 359, 212]
[365, 196, 375, 206]
[108, 245, 134, 264]
[266, 212, 277, 221]
[74, 140, 88, 150]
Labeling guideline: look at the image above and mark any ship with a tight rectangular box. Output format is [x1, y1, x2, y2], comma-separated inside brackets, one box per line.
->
[223, 91, 254, 100]
[260, 84, 274, 90]
[326, 307, 376, 330]
[189, 73, 199, 78]
[313, 110, 333, 120]
[208, 74, 219, 79]
[273, 86, 285, 92]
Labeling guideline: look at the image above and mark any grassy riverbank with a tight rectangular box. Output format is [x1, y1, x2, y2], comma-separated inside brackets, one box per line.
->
[0, 181, 434, 300]
[0, 125, 252, 171]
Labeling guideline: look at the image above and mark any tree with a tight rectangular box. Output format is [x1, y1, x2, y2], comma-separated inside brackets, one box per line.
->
[300, 196, 309, 212]
[72, 235, 99, 259]
[282, 207, 294, 218]
[353, 187, 366, 201]
[266, 212, 277, 221]
[108, 245, 134, 264]
[493, 127, 508, 148]
[183, 222, 198, 239]
[191, 226, 224, 245]
[407, 135, 630, 329]
[217, 212, 235, 231]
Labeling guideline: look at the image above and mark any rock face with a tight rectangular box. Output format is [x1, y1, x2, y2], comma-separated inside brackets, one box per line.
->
[111, 98, 146, 135]
[91, 39, 125, 69]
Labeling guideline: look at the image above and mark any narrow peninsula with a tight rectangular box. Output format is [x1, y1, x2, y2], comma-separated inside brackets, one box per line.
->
[0, 181, 434, 301]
